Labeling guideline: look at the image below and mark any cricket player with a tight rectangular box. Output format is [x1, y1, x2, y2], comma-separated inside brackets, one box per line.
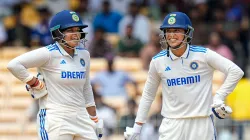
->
[124, 12, 244, 140]
[7, 10, 103, 140]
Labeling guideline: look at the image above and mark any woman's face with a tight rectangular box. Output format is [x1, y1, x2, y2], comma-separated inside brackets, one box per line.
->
[62, 27, 81, 47]
[165, 28, 185, 48]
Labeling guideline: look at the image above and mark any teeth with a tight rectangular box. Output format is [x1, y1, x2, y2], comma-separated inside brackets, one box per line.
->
[168, 39, 177, 42]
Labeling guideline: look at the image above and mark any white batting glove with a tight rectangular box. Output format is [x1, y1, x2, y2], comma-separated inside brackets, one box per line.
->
[25, 75, 48, 99]
[124, 123, 142, 140]
[96, 119, 104, 139]
[90, 116, 104, 139]
[212, 94, 233, 119]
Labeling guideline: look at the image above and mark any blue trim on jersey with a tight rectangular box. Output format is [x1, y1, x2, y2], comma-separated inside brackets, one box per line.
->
[153, 50, 167, 59]
[46, 43, 59, 52]
[76, 47, 87, 50]
[46, 43, 60, 52]
[190, 46, 206, 50]
[190, 50, 207, 53]
[210, 115, 217, 140]
[169, 54, 173, 60]
[190, 48, 207, 51]
[190, 45, 207, 50]
[189, 46, 207, 53]
[55, 45, 63, 55]
[39, 109, 48, 140]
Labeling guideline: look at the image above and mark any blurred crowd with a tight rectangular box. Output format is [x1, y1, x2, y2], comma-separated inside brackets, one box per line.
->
[1, 0, 250, 74]
[1, 0, 250, 140]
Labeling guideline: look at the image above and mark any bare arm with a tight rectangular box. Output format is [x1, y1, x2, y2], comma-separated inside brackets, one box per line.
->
[86, 106, 97, 116]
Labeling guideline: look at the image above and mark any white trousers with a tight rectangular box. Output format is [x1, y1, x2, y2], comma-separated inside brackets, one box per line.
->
[159, 115, 216, 140]
[37, 108, 98, 140]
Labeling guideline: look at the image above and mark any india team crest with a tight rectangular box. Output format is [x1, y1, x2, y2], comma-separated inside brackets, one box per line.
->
[168, 17, 176, 25]
[80, 58, 85, 67]
[72, 14, 79, 22]
[190, 61, 199, 70]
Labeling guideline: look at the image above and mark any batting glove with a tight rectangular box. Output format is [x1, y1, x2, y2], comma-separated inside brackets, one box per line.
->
[25, 75, 47, 99]
[90, 116, 104, 139]
[211, 94, 233, 119]
[124, 123, 142, 140]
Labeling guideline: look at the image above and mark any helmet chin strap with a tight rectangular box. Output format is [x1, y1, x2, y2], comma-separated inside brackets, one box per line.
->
[59, 40, 81, 50]
[169, 42, 185, 50]
[63, 43, 75, 50]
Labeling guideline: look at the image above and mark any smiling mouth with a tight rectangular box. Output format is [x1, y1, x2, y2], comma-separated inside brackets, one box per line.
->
[168, 39, 178, 43]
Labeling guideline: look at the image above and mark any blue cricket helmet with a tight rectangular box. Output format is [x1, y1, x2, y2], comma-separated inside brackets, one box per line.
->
[160, 12, 193, 31]
[49, 10, 88, 32]
[159, 12, 194, 56]
[49, 10, 88, 41]
[160, 12, 194, 45]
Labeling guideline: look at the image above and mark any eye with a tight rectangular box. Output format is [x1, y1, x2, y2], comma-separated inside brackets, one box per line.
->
[65, 29, 73, 33]
[166, 30, 172, 33]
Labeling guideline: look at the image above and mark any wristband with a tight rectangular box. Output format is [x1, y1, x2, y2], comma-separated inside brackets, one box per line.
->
[90, 115, 99, 123]
[133, 123, 142, 133]
[31, 78, 39, 87]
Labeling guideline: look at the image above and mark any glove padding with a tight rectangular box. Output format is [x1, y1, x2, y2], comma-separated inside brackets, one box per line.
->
[212, 94, 232, 119]
[96, 119, 104, 139]
[25, 75, 47, 99]
[124, 123, 142, 140]
[212, 104, 232, 119]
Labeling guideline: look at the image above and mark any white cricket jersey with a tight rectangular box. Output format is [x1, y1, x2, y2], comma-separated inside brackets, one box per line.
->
[135, 45, 244, 123]
[7, 42, 95, 110]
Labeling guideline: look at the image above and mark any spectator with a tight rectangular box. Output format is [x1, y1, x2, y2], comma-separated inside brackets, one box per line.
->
[93, 0, 122, 33]
[206, 32, 234, 61]
[188, 7, 210, 45]
[223, 22, 246, 74]
[109, 0, 132, 15]
[118, 99, 137, 133]
[94, 89, 117, 139]
[75, 0, 94, 41]
[117, 24, 144, 57]
[88, 27, 113, 58]
[141, 94, 163, 140]
[91, 54, 139, 98]
[45, 0, 69, 15]
[140, 29, 162, 70]
[119, 1, 150, 44]
[5, 3, 32, 47]
[30, 7, 53, 47]
[223, 0, 243, 22]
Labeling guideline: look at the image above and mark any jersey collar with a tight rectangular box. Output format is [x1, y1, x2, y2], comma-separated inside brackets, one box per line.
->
[169, 44, 190, 60]
[56, 42, 78, 56]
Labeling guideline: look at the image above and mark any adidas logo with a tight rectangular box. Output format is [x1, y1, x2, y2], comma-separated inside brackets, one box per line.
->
[60, 60, 66, 64]
[165, 66, 171, 71]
